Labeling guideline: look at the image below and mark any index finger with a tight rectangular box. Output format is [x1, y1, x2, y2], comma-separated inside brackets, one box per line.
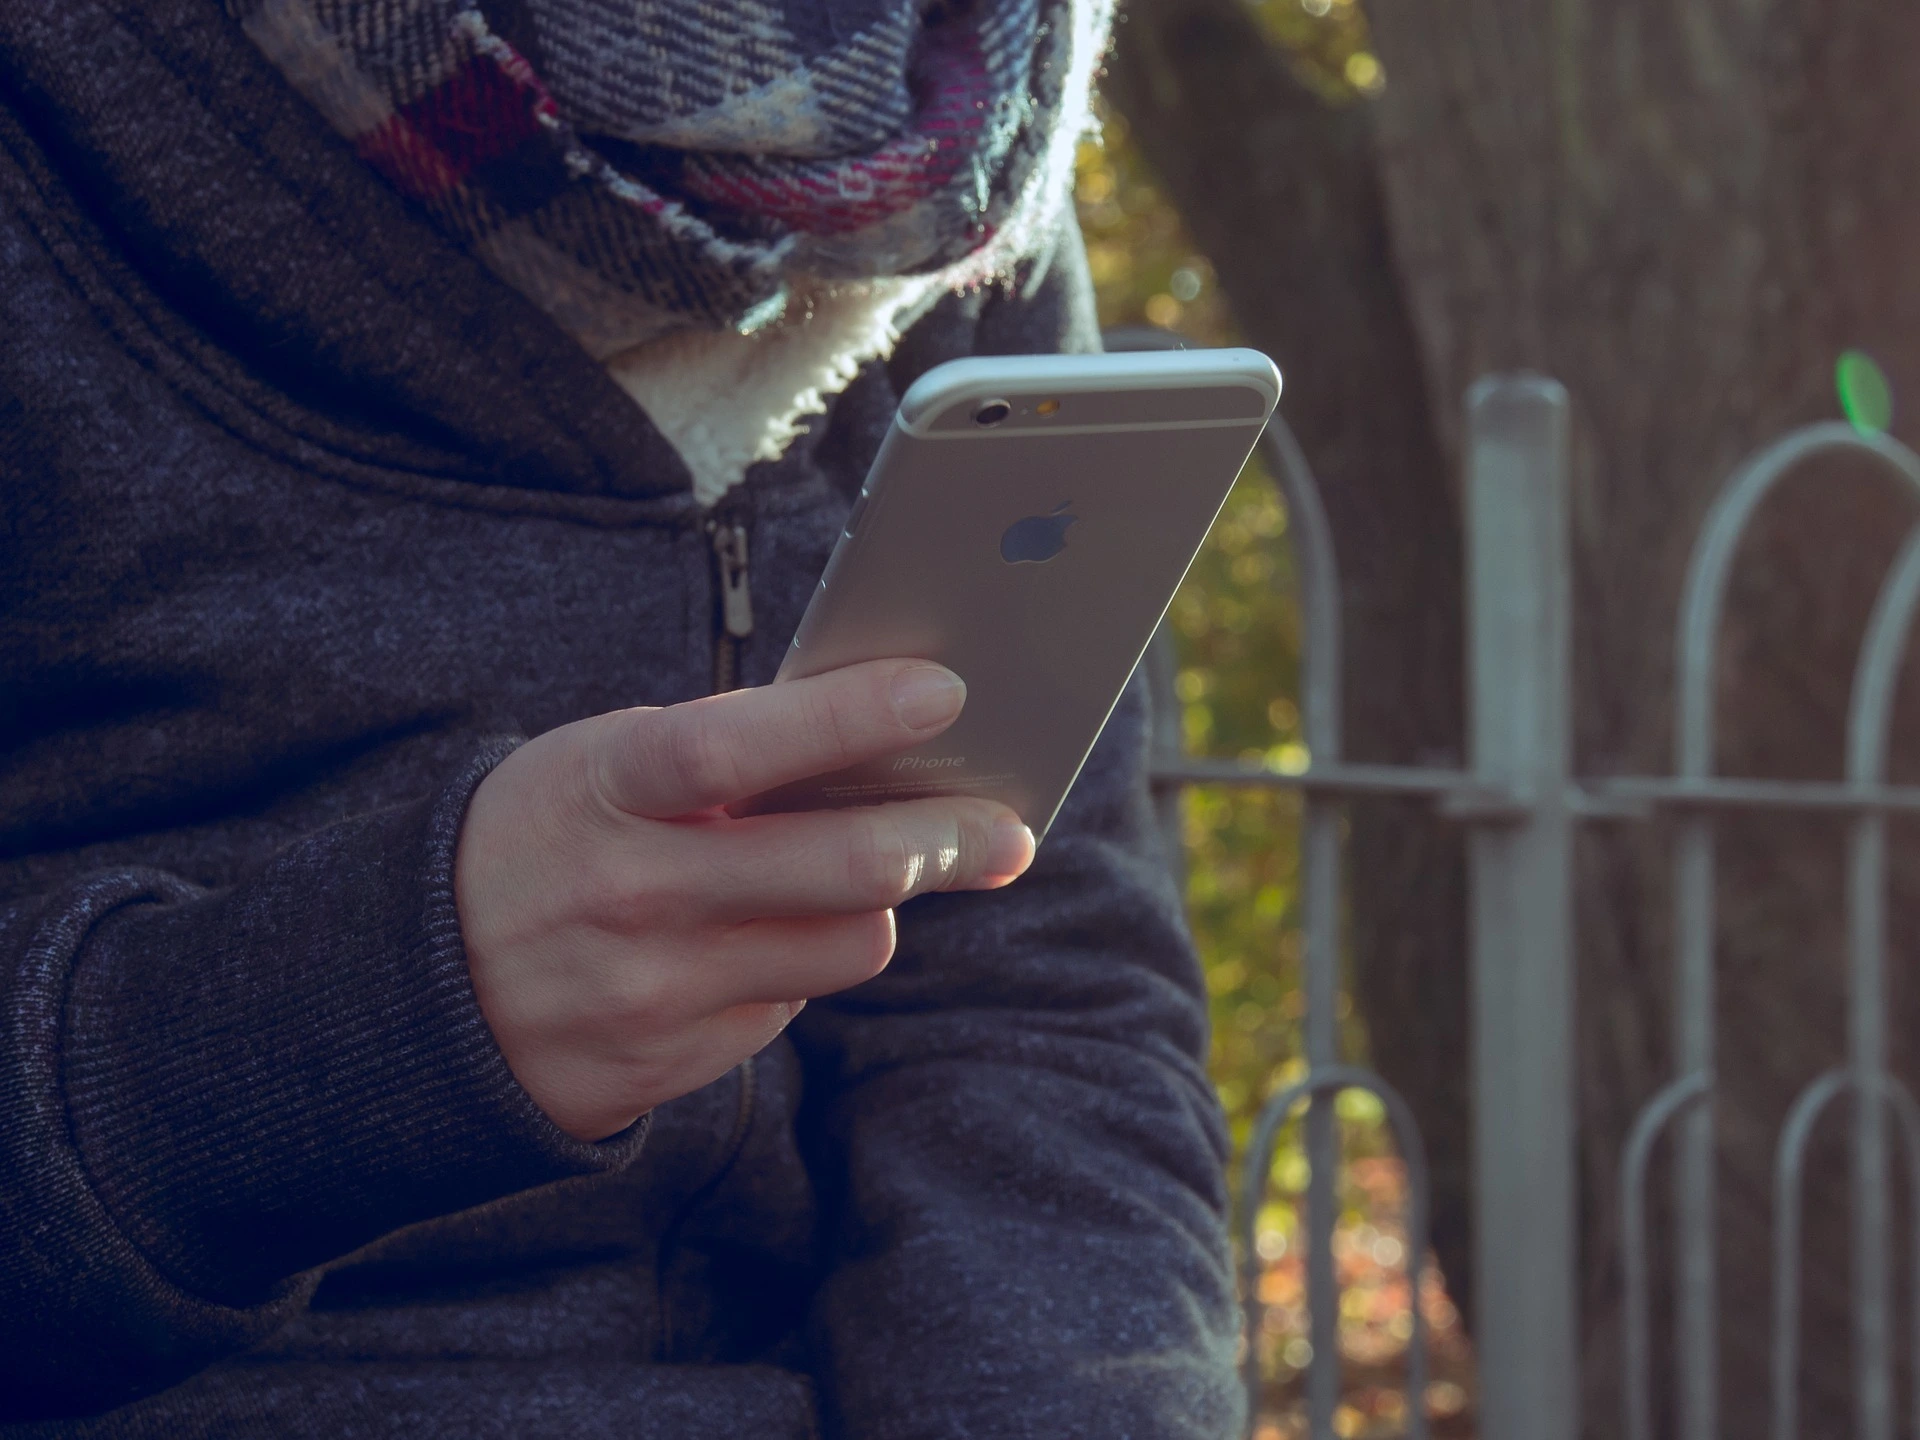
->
[592, 659, 967, 819]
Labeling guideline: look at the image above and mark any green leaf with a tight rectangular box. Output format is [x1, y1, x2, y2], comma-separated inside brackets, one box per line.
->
[1837, 349, 1893, 436]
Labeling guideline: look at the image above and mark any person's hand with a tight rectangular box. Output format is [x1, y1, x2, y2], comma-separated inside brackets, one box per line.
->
[453, 659, 1033, 1141]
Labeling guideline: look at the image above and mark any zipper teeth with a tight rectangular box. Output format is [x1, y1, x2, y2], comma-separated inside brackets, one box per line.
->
[707, 513, 753, 694]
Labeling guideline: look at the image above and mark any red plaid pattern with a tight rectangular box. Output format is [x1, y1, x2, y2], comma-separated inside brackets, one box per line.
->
[227, 0, 1102, 356]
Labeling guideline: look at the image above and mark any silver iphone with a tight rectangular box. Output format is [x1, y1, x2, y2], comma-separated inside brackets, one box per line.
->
[740, 348, 1281, 839]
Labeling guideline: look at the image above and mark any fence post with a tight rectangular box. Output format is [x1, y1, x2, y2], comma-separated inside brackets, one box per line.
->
[1464, 375, 1579, 1440]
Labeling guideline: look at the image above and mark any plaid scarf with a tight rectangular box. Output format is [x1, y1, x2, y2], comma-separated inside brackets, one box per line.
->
[228, 0, 1106, 365]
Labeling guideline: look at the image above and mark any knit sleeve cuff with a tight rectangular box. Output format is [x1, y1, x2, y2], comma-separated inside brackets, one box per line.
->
[58, 738, 649, 1306]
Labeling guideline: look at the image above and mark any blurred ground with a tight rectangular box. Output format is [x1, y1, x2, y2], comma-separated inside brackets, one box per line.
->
[1249, 1160, 1474, 1438]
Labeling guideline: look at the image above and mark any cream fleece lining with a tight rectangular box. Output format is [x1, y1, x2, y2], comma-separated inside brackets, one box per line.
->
[602, 0, 1110, 507]
[605, 276, 941, 508]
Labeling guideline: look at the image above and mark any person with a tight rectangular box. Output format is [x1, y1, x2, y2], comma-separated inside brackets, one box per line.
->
[0, 0, 1240, 1434]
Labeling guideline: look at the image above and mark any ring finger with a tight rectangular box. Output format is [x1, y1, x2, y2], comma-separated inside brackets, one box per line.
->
[694, 910, 898, 1010]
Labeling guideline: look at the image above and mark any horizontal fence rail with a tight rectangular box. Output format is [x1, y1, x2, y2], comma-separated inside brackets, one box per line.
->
[1118, 325, 1433, 1440]
[1131, 337, 1920, 1440]
[1151, 760, 1920, 818]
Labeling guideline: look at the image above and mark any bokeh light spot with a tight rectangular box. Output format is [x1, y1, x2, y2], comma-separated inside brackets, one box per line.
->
[1344, 52, 1384, 93]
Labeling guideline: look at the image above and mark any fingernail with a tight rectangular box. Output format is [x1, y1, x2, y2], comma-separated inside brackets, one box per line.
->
[986, 817, 1036, 879]
[890, 664, 966, 731]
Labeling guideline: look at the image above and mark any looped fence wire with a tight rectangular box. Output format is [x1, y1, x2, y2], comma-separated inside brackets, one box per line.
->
[1620, 424, 1920, 1440]
[1769, 1071, 1920, 1440]
[1128, 338, 1920, 1440]
[1238, 1068, 1432, 1440]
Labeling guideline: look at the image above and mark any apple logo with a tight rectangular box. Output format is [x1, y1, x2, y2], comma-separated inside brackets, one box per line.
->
[1000, 502, 1078, 564]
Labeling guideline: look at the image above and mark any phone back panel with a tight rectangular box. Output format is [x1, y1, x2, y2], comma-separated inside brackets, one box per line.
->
[741, 350, 1278, 838]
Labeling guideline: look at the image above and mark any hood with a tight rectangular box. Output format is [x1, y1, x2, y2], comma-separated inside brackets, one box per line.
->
[0, 0, 694, 498]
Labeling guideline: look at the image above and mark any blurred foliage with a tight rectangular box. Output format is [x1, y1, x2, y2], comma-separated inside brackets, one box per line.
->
[1078, 0, 1388, 1228]
[1244, 0, 1383, 102]
[1080, 10, 1465, 1426]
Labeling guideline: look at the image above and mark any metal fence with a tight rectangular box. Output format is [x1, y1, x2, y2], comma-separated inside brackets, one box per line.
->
[1137, 367, 1920, 1440]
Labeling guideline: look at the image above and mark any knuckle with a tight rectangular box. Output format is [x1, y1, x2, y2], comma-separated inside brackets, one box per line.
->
[583, 709, 642, 819]
[845, 815, 918, 906]
[603, 968, 666, 1029]
[569, 833, 691, 936]
[602, 946, 698, 1032]
[589, 706, 689, 821]
[926, 809, 974, 891]
[658, 709, 744, 809]
[600, 871, 675, 939]
[806, 683, 869, 770]
[570, 852, 638, 929]
[925, 802, 1000, 892]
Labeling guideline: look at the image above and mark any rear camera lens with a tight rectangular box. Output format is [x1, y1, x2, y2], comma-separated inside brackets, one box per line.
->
[973, 399, 1012, 427]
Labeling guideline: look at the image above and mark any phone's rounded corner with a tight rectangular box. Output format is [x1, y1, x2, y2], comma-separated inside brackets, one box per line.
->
[1228, 348, 1283, 418]
[896, 359, 985, 436]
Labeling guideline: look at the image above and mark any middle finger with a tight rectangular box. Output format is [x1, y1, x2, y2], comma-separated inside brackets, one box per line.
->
[678, 798, 1035, 921]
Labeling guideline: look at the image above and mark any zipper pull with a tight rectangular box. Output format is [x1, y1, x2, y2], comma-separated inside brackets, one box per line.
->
[711, 521, 754, 639]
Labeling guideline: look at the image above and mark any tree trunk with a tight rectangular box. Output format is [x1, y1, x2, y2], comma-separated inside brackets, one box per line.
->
[1360, 0, 1920, 1432]
[1116, 0, 1920, 1432]
[1105, 0, 1475, 1331]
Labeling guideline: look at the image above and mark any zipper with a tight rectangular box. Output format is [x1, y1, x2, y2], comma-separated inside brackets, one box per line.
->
[706, 512, 754, 693]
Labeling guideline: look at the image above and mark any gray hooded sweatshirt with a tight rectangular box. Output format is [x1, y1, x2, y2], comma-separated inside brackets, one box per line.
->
[0, 2, 1241, 1435]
